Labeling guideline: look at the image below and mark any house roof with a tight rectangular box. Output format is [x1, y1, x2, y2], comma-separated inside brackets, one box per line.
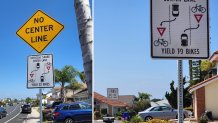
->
[94, 92, 128, 107]
[189, 75, 218, 93]
[209, 51, 218, 63]
[118, 95, 135, 101]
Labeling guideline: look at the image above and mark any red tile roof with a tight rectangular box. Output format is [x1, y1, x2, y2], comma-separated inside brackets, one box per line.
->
[94, 92, 128, 107]
[209, 51, 218, 62]
[189, 75, 218, 93]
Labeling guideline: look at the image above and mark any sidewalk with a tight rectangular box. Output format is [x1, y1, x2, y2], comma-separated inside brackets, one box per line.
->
[23, 107, 40, 123]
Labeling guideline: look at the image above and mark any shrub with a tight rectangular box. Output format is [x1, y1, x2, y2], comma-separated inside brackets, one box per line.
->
[184, 106, 193, 112]
[199, 117, 208, 123]
[130, 116, 142, 123]
[144, 119, 170, 123]
[94, 111, 101, 120]
[116, 111, 122, 117]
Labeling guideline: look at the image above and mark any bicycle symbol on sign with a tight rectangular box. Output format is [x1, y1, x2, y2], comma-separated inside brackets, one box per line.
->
[154, 38, 168, 47]
[191, 4, 206, 13]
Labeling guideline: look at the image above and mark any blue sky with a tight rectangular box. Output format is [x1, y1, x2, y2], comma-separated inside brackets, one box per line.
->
[0, 1, 84, 99]
[94, 0, 218, 99]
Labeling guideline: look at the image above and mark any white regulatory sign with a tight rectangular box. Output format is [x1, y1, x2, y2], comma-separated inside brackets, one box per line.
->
[27, 54, 54, 88]
[107, 88, 119, 100]
[151, 0, 209, 59]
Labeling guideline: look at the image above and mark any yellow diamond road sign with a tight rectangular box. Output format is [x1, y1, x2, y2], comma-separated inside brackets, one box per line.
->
[16, 10, 64, 53]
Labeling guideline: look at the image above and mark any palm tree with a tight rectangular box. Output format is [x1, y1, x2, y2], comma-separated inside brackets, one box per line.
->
[54, 65, 78, 102]
[74, 0, 93, 102]
[66, 81, 83, 95]
[78, 71, 85, 83]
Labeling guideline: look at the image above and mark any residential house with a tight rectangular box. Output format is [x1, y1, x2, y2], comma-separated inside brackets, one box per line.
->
[189, 51, 218, 119]
[94, 92, 128, 117]
[118, 95, 136, 107]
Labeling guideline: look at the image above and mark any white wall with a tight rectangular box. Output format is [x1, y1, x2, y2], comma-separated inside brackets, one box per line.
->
[205, 80, 218, 118]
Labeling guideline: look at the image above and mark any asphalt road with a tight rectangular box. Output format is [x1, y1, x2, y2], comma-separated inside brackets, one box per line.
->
[0, 104, 28, 123]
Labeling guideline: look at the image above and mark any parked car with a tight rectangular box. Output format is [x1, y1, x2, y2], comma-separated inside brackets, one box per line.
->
[52, 101, 63, 109]
[43, 104, 53, 121]
[138, 106, 192, 121]
[0, 107, 7, 119]
[42, 101, 63, 121]
[9, 103, 13, 106]
[53, 102, 92, 123]
[21, 104, 32, 114]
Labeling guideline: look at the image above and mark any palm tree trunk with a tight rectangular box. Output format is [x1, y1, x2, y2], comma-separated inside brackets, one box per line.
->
[74, 0, 93, 103]
[61, 82, 65, 102]
[189, 60, 193, 81]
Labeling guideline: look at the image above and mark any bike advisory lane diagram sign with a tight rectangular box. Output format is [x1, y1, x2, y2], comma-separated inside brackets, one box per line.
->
[16, 10, 64, 53]
[151, 0, 209, 59]
[27, 54, 54, 88]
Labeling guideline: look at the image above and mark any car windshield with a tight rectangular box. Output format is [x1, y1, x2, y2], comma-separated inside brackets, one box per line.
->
[144, 107, 154, 112]
[23, 105, 30, 108]
[79, 103, 91, 109]
[173, 5, 179, 11]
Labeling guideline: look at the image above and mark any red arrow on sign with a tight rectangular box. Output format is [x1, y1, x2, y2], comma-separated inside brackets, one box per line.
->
[157, 27, 166, 37]
[194, 14, 203, 23]
[30, 73, 34, 78]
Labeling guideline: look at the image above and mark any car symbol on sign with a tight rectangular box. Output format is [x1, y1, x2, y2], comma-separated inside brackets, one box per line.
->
[172, 4, 179, 17]
[181, 34, 188, 47]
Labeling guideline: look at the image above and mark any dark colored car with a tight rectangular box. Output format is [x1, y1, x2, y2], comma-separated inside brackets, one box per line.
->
[172, 3, 179, 17]
[9, 103, 13, 106]
[0, 107, 7, 119]
[52, 101, 63, 109]
[42, 101, 63, 121]
[21, 104, 32, 113]
[53, 102, 92, 123]
[181, 33, 188, 46]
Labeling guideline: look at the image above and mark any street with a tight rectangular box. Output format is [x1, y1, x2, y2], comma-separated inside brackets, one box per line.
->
[0, 104, 28, 123]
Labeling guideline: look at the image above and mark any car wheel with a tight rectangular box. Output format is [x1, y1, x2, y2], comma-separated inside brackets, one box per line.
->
[64, 118, 75, 123]
[0, 115, 2, 119]
[145, 116, 152, 121]
[176, 114, 186, 119]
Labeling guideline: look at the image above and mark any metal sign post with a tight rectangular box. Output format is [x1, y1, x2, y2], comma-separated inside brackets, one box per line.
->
[178, 60, 183, 123]
[39, 88, 43, 123]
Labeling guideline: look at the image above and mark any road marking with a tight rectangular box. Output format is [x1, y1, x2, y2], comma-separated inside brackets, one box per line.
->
[8, 105, 19, 115]
[4, 106, 21, 123]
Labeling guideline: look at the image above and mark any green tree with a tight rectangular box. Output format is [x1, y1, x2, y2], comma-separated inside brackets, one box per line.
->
[54, 65, 78, 102]
[135, 92, 151, 101]
[66, 81, 83, 94]
[13, 99, 18, 103]
[165, 78, 192, 108]
[165, 81, 177, 108]
[78, 71, 85, 83]
[133, 92, 151, 112]
[25, 97, 32, 104]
